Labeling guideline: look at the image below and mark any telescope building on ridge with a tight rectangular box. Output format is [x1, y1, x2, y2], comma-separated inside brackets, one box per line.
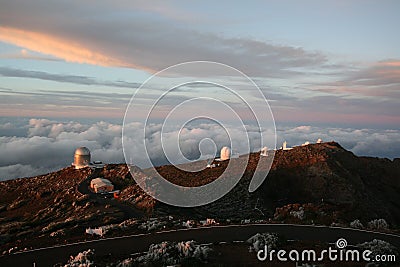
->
[73, 147, 91, 169]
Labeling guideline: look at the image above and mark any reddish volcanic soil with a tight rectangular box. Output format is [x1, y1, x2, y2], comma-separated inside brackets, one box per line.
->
[0, 142, 399, 255]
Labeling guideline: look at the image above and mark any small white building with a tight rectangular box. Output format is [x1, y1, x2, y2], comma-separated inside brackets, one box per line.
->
[302, 141, 310, 146]
[282, 141, 293, 151]
[206, 158, 215, 168]
[260, 146, 268, 156]
[90, 178, 114, 193]
[317, 138, 323, 144]
[86, 227, 105, 236]
[90, 161, 105, 169]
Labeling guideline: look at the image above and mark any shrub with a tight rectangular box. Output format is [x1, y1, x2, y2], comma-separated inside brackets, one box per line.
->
[247, 232, 279, 252]
[350, 219, 364, 229]
[357, 239, 398, 266]
[368, 219, 389, 230]
[63, 249, 95, 267]
[134, 240, 212, 265]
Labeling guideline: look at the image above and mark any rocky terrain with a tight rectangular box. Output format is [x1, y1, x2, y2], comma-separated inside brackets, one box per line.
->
[150, 142, 400, 225]
[0, 141, 399, 255]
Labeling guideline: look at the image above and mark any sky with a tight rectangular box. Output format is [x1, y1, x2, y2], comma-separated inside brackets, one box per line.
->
[0, 1, 399, 179]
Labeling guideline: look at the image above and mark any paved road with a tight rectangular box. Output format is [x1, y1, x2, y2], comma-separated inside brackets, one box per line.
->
[1, 224, 399, 266]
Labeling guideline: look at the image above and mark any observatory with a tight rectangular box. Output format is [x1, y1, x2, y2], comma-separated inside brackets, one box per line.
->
[73, 147, 91, 169]
[220, 146, 231, 161]
[260, 146, 268, 156]
[282, 141, 293, 151]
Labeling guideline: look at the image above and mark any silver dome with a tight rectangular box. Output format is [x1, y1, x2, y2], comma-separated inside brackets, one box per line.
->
[74, 147, 91, 156]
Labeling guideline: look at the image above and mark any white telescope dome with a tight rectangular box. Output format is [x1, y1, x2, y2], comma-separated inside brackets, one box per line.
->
[220, 146, 231, 161]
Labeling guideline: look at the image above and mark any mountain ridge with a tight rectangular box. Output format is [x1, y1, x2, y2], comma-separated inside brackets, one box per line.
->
[0, 141, 399, 253]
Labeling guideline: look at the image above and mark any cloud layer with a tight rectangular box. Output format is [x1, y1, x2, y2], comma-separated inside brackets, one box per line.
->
[0, 118, 398, 181]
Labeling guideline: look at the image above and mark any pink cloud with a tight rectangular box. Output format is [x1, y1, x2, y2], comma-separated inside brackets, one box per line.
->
[0, 26, 137, 68]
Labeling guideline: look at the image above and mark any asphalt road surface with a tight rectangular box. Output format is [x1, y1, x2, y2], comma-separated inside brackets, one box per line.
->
[1, 224, 399, 266]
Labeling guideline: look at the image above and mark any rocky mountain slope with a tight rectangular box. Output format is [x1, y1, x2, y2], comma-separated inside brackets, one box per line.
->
[263, 142, 400, 223]
[145, 142, 400, 225]
[0, 142, 399, 253]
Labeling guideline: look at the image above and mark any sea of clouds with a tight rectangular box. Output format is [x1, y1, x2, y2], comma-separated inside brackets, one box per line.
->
[0, 118, 399, 181]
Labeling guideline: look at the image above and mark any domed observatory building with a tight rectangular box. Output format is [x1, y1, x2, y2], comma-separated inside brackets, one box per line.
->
[260, 146, 268, 157]
[220, 146, 231, 161]
[73, 147, 91, 169]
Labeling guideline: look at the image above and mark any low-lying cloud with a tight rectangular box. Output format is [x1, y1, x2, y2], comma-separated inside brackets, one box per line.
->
[0, 118, 399, 181]
[278, 125, 400, 160]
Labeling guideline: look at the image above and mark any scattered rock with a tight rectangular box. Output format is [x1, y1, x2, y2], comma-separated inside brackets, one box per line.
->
[134, 240, 212, 265]
[247, 232, 279, 252]
[63, 249, 95, 267]
[367, 219, 389, 231]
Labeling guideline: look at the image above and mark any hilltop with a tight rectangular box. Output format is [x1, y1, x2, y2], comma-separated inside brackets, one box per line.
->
[144, 142, 400, 224]
[0, 141, 399, 253]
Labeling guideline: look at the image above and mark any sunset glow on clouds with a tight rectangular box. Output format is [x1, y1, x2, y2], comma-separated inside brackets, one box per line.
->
[0, 1, 399, 178]
[0, 1, 398, 126]
[0, 27, 130, 68]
